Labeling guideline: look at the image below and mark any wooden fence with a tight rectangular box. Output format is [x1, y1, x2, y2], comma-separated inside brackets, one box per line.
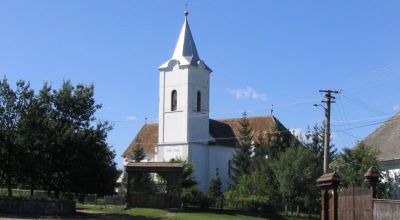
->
[373, 199, 400, 220]
[338, 186, 373, 220]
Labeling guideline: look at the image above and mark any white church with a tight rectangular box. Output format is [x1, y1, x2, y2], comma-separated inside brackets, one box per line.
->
[123, 11, 292, 192]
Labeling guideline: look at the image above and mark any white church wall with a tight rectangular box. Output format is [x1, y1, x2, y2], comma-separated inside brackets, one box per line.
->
[187, 67, 210, 142]
[156, 144, 189, 162]
[208, 145, 235, 191]
[159, 67, 189, 144]
[189, 143, 210, 192]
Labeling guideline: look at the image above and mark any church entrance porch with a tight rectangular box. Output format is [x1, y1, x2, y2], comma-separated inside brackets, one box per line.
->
[125, 162, 183, 209]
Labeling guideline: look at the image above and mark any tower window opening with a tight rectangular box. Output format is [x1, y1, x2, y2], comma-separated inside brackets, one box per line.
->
[171, 90, 177, 111]
[196, 91, 201, 112]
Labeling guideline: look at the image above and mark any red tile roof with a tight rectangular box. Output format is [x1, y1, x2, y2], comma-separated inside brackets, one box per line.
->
[122, 116, 291, 158]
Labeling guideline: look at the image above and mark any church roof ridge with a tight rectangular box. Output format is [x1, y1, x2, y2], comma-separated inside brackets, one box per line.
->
[212, 115, 275, 121]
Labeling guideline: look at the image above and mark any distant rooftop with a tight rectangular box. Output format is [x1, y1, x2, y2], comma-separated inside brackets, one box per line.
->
[363, 113, 400, 161]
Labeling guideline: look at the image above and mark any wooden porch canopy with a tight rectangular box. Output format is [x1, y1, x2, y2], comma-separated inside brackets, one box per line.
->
[125, 162, 183, 172]
[125, 162, 184, 208]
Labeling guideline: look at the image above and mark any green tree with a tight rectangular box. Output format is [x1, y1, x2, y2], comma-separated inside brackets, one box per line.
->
[208, 168, 223, 204]
[225, 171, 272, 211]
[331, 142, 381, 187]
[1, 79, 119, 197]
[170, 158, 197, 189]
[131, 140, 145, 162]
[271, 139, 320, 213]
[230, 112, 253, 185]
[304, 123, 336, 170]
[264, 122, 292, 160]
[0, 78, 20, 196]
[14, 80, 46, 196]
[127, 142, 155, 193]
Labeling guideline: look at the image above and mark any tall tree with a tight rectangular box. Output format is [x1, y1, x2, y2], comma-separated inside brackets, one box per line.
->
[264, 123, 291, 160]
[230, 112, 253, 185]
[0, 78, 20, 196]
[304, 123, 336, 169]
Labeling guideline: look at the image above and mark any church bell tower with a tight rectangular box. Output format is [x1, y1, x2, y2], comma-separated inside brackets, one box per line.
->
[157, 10, 212, 161]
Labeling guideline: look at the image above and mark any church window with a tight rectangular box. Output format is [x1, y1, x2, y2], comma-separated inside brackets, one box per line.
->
[171, 90, 177, 111]
[196, 91, 201, 112]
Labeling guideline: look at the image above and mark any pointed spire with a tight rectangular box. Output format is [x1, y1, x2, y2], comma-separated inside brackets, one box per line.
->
[171, 9, 200, 64]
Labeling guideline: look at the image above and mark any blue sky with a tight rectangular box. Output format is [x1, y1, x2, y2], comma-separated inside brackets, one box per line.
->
[1, 0, 399, 168]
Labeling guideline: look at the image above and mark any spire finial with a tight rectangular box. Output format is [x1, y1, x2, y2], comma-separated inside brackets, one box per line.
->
[184, 4, 189, 17]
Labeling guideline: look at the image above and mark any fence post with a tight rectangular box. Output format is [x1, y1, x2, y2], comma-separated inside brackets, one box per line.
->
[364, 166, 380, 220]
[364, 166, 380, 199]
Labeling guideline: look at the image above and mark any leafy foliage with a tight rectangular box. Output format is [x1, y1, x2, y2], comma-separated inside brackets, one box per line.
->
[0, 78, 119, 197]
[170, 158, 197, 189]
[331, 142, 381, 187]
[127, 142, 155, 193]
[131, 141, 146, 162]
[271, 139, 321, 211]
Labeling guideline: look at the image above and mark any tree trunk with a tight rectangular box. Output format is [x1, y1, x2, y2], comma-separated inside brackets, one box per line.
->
[55, 189, 60, 199]
[30, 180, 34, 197]
[7, 176, 12, 197]
[296, 205, 300, 216]
[285, 203, 288, 216]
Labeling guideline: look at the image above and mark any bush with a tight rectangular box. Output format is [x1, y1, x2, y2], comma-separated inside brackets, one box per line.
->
[181, 187, 210, 209]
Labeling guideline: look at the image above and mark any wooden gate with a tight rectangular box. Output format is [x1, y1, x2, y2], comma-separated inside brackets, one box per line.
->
[338, 187, 373, 220]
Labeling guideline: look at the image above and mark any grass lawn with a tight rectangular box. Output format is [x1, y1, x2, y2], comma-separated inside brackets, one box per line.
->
[170, 212, 265, 220]
[77, 204, 312, 220]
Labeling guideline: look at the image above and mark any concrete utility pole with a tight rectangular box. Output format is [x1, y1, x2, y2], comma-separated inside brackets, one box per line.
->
[319, 90, 339, 173]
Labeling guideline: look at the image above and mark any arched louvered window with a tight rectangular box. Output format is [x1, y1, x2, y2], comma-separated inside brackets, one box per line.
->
[196, 91, 201, 112]
[171, 90, 177, 111]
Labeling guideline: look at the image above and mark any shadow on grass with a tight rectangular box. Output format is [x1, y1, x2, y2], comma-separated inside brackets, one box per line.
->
[77, 212, 164, 220]
[0, 211, 164, 220]
[180, 208, 317, 220]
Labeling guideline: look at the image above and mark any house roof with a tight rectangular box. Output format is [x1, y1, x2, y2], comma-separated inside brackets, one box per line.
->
[122, 116, 291, 158]
[363, 113, 400, 161]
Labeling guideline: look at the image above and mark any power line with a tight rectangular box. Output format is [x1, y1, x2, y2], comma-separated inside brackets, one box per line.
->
[341, 90, 388, 116]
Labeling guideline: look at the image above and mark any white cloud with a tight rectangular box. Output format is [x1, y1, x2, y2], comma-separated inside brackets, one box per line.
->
[227, 86, 267, 102]
[105, 106, 112, 110]
[126, 116, 137, 121]
[392, 104, 400, 112]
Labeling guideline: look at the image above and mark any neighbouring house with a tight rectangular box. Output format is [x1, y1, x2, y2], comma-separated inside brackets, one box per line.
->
[363, 112, 400, 199]
[122, 10, 294, 192]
